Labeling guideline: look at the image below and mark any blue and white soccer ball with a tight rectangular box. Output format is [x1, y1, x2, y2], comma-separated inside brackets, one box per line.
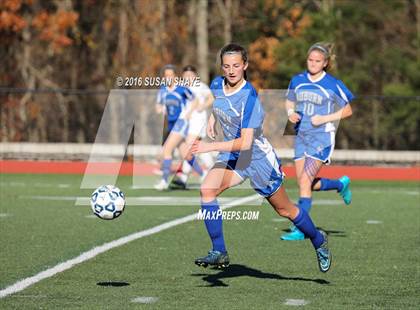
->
[90, 185, 125, 220]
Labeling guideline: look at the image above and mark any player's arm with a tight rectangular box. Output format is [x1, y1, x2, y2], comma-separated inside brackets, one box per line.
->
[285, 78, 300, 123]
[155, 89, 165, 114]
[285, 99, 301, 123]
[311, 104, 352, 126]
[192, 128, 254, 154]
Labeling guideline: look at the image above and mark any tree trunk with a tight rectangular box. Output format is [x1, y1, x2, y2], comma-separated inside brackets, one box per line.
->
[415, 0, 420, 62]
[197, 0, 209, 83]
[110, 0, 129, 144]
[182, 0, 196, 66]
[216, 0, 232, 45]
[19, 25, 32, 141]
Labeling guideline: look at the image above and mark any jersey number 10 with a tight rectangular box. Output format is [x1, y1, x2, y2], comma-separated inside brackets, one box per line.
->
[303, 102, 315, 116]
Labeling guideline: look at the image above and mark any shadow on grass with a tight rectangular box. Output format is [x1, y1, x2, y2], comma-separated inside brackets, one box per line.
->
[192, 264, 330, 287]
[96, 281, 130, 287]
[318, 227, 347, 238]
[280, 227, 347, 238]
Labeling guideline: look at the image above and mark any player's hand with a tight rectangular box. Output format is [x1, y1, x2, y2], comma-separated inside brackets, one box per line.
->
[191, 140, 212, 154]
[288, 112, 301, 124]
[155, 104, 164, 114]
[311, 114, 325, 126]
[207, 121, 217, 140]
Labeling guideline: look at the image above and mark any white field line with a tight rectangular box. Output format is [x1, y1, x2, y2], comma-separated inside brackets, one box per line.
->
[131, 296, 159, 304]
[284, 299, 309, 306]
[366, 220, 383, 224]
[18, 195, 265, 206]
[0, 194, 260, 299]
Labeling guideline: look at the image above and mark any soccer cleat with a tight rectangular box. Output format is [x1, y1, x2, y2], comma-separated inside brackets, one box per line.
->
[339, 175, 352, 205]
[154, 179, 169, 191]
[194, 250, 230, 268]
[169, 177, 187, 190]
[280, 225, 305, 241]
[316, 230, 332, 273]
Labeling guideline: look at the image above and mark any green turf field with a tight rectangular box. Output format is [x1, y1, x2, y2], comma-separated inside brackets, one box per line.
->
[0, 173, 419, 309]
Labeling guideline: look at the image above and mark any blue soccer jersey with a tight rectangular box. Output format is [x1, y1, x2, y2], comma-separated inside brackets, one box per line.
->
[157, 85, 194, 122]
[210, 76, 271, 161]
[210, 76, 284, 196]
[287, 71, 354, 133]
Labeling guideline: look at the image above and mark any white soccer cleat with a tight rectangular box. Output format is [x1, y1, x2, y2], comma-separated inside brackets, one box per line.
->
[154, 179, 169, 191]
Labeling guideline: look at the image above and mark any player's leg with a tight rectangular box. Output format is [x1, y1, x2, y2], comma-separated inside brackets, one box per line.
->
[169, 136, 204, 189]
[280, 157, 323, 240]
[299, 156, 323, 209]
[182, 135, 205, 177]
[312, 175, 351, 204]
[267, 186, 331, 272]
[195, 166, 243, 268]
[170, 114, 207, 189]
[311, 132, 352, 204]
[154, 130, 184, 190]
[153, 118, 171, 176]
[281, 132, 311, 239]
[280, 158, 308, 240]
[173, 127, 209, 187]
[312, 174, 351, 204]
[249, 151, 331, 272]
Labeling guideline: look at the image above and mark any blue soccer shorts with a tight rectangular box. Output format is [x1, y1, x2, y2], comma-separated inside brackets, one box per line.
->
[294, 131, 335, 164]
[214, 150, 284, 197]
[170, 118, 189, 138]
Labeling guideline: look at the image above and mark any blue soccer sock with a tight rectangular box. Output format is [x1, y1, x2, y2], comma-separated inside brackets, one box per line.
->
[188, 156, 203, 176]
[319, 178, 343, 192]
[161, 159, 172, 182]
[292, 207, 324, 249]
[201, 199, 226, 253]
[299, 197, 312, 213]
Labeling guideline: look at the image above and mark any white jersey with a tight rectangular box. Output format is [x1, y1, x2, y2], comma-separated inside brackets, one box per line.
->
[188, 81, 212, 137]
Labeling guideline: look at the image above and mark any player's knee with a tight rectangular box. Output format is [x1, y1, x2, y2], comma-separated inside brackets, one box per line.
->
[299, 176, 312, 190]
[162, 147, 171, 158]
[200, 185, 217, 201]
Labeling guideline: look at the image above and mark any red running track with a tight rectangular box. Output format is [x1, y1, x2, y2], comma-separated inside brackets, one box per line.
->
[0, 160, 419, 181]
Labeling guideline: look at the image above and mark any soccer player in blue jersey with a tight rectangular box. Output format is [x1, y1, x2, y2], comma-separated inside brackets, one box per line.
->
[191, 43, 332, 272]
[280, 43, 354, 241]
[154, 65, 203, 190]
